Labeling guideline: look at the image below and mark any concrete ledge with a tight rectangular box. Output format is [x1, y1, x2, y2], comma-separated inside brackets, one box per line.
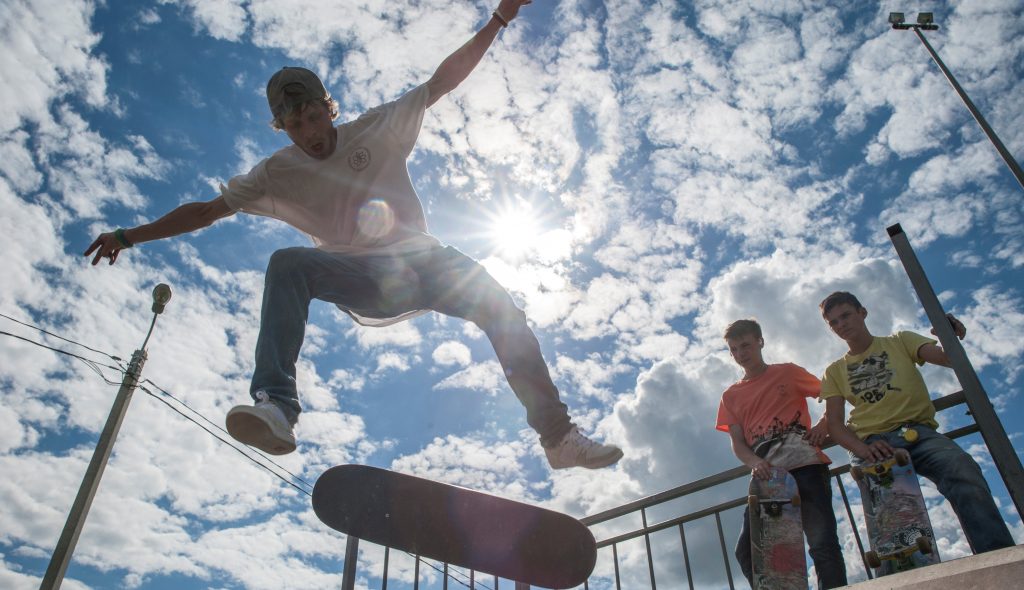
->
[844, 544, 1024, 590]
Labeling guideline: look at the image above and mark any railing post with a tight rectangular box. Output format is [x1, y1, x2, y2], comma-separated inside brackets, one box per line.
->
[888, 223, 1024, 517]
[341, 535, 358, 590]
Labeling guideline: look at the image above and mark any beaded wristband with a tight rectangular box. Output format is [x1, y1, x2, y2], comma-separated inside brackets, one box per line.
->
[114, 228, 134, 248]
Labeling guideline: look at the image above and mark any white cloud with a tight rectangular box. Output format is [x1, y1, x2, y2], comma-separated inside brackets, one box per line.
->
[431, 340, 471, 367]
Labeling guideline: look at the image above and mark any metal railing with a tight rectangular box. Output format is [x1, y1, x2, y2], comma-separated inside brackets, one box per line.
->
[337, 388, 1018, 589]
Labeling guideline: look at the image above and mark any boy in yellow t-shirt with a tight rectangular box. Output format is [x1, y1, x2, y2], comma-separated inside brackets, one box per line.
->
[819, 291, 1014, 554]
[717, 319, 847, 589]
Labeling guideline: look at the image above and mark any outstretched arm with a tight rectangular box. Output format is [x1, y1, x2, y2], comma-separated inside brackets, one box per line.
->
[84, 196, 234, 265]
[425, 0, 533, 107]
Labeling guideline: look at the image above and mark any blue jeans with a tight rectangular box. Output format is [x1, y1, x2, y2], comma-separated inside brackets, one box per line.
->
[855, 424, 1014, 553]
[250, 246, 573, 447]
[736, 463, 848, 589]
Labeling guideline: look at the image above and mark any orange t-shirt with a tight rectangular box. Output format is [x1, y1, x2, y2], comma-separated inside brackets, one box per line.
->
[716, 363, 830, 469]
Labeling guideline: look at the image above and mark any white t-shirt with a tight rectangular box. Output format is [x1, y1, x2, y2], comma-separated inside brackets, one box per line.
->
[221, 83, 440, 255]
[220, 83, 441, 326]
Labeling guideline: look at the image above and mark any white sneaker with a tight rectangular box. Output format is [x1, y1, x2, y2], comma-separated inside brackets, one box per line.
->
[545, 427, 623, 470]
[226, 391, 297, 455]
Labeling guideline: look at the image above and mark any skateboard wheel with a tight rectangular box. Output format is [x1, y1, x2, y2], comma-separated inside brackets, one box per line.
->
[917, 536, 932, 555]
[865, 550, 881, 569]
[790, 494, 801, 507]
[748, 495, 760, 514]
[903, 428, 919, 443]
[850, 466, 863, 482]
[895, 449, 911, 467]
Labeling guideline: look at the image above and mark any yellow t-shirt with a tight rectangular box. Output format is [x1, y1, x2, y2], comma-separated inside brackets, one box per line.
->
[821, 331, 939, 438]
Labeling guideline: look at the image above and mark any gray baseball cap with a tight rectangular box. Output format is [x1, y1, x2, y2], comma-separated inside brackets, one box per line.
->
[266, 67, 330, 119]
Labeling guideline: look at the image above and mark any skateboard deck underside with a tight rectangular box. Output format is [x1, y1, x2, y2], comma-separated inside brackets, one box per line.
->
[857, 458, 939, 575]
[749, 468, 807, 590]
[312, 465, 596, 588]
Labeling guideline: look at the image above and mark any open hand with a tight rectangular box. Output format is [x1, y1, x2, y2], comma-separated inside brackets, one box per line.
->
[84, 232, 125, 266]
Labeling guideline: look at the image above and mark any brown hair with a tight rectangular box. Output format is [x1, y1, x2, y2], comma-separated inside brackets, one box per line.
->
[724, 319, 762, 341]
[819, 291, 864, 316]
[270, 96, 340, 131]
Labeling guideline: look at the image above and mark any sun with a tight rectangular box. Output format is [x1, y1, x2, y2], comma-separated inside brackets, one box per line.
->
[490, 203, 542, 259]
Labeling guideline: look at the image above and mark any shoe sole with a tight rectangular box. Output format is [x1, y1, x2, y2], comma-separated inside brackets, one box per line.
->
[549, 447, 625, 470]
[226, 410, 296, 455]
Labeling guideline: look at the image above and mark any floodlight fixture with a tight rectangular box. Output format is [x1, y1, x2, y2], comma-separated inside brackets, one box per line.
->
[917, 12, 934, 25]
[888, 12, 905, 25]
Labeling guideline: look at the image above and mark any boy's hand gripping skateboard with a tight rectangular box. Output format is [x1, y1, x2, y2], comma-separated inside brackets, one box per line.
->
[312, 464, 597, 589]
[851, 448, 939, 575]
[747, 466, 807, 590]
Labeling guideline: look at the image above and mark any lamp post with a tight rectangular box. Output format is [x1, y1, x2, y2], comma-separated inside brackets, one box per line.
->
[40, 284, 173, 589]
[889, 11, 1024, 192]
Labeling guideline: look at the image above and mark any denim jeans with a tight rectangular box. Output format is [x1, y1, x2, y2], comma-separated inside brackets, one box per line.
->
[855, 424, 1014, 553]
[736, 463, 848, 589]
[250, 246, 573, 447]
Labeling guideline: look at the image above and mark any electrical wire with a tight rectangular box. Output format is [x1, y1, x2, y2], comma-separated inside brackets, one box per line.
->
[0, 318, 496, 590]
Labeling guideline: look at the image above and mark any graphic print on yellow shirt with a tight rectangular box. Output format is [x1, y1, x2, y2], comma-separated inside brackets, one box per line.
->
[821, 332, 939, 438]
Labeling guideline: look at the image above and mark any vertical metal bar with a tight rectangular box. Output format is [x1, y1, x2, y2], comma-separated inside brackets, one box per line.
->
[341, 536, 359, 590]
[715, 512, 735, 590]
[381, 546, 389, 590]
[612, 543, 621, 590]
[836, 474, 873, 580]
[911, 27, 1024, 192]
[640, 508, 657, 590]
[40, 349, 147, 590]
[888, 223, 1024, 517]
[678, 523, 694, 590]
[494, 574, 498, 589]
[469, 568, 474, 589]
[414, 556, 420, 590]
[443, 563, 448, 590]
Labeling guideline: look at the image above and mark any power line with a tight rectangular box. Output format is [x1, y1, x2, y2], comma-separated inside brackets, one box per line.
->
[0, 318, 495, 590]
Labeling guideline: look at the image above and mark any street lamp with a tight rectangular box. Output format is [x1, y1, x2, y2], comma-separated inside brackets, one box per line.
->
[40, 284, 173, 590]
[888, 11, 1024, 191]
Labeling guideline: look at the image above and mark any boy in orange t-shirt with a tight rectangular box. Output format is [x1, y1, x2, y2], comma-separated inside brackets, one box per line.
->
[716, 319, 847, 589]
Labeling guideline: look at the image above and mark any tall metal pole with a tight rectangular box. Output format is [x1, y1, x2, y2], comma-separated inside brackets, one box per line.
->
[887, 224, 1024, 518]
[904, 23, 1024, 192]
[40, 284, 172, 589]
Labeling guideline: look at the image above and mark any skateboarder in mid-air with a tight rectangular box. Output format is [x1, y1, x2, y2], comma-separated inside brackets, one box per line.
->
[84, 0, 622, 470]
[820, 291, 1014, 553]
[716, 319, 847, 589]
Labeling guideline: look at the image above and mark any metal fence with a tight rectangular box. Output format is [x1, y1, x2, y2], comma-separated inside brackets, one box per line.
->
[337, 388, 1020, 589]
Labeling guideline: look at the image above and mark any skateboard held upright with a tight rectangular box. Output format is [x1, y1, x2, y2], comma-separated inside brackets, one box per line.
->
[748, 466, 807, 590]
[851, 448, 939, 575]
[312, 464, 596, 589]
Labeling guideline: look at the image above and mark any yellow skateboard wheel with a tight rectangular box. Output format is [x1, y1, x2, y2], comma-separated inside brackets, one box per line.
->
[902, 427, 919, 443]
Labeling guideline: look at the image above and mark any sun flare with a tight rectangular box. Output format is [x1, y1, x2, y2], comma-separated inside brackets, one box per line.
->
[491, 205, 542, 259]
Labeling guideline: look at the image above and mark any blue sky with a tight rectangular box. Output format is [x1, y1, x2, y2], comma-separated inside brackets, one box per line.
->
[2, 0, 1023, 588]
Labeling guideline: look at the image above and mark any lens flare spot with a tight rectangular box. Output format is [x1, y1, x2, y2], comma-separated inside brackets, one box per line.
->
[357, 198, 395, 240]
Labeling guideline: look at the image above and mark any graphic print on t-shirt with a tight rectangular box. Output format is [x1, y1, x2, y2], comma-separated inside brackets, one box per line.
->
[750, 410, 807, 457]
[348, 146, 371, 171]
[847, 351, 900, 404]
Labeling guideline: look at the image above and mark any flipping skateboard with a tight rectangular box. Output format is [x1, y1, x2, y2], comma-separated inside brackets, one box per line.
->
[747, 466, 807, 590]
[851, 448, 939, 575]
[312, 464, 596, 589]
